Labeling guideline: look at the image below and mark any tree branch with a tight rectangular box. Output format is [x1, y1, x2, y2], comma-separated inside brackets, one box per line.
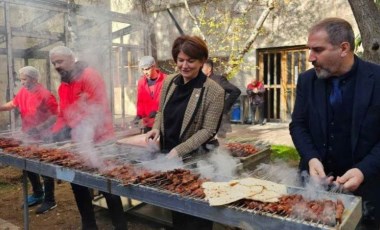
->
[183, 0, 206, 40]
[225, 0, 274, 76]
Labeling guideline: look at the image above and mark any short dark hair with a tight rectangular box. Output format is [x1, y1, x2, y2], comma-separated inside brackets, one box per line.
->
[204, 59, 214, 69]
[172, 35, 208, 62]
[309, 17, 355, 51]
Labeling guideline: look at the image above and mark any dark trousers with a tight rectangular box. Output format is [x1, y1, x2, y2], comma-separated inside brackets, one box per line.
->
[71, 183, 127, 230]
[27, 172, 55, 202]
[172, 211, 213, 230]
[251, 102, 264, 124]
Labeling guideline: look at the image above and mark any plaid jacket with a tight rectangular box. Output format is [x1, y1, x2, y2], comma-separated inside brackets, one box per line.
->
[153, 73, 225, 157]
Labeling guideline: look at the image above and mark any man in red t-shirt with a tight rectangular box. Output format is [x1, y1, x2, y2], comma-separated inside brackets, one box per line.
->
[0, 66, 58, 214]
[49, 46, 126, 230]
[133, 56, 166, 133]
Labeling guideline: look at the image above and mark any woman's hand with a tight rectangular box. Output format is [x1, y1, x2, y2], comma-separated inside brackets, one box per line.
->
[145, 128, 160, 142]
[167, 148, 179, 159]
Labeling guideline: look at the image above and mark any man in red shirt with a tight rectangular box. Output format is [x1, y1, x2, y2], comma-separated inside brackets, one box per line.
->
[133, 56, 166, 133]
[49, 46, 126, 230]
[0, 66, 58, 214]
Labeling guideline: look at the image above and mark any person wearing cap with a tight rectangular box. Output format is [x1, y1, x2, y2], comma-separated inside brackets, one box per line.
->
[0, 66, 58, 214]
[134, 55, 166, 133]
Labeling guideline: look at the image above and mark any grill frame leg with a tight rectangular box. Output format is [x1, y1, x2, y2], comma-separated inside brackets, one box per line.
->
[22, 170, 29, 230]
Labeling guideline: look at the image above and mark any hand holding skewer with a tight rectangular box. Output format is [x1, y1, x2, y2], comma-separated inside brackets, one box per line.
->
[335, 168, 364, 192]
[308, 158, 334, 182]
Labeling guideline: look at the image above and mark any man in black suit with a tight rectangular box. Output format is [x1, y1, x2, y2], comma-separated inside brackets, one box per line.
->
[290, 17, 380, 229]
[203, 59, 241, 137]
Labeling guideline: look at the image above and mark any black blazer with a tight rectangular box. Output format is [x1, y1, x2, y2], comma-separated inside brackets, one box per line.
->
[290, 57, 380, 181]
[210, 73, 241, 113]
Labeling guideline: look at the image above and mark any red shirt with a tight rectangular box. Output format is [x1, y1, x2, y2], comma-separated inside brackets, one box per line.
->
[52, 67, 114, 143]
[13, 84, 58, 132]
[136, 70, 166, 128]
[247, 81, 264, 91]
[247, 81, 265, 104]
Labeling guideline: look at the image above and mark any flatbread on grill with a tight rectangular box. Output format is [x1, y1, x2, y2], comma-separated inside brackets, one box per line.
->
[202, 181, 263, 206]
[202, 178, 287, 206]
[239, 178, 287, 202]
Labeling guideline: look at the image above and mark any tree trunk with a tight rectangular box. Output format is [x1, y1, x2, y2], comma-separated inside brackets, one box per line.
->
[348, 0, 380, 64]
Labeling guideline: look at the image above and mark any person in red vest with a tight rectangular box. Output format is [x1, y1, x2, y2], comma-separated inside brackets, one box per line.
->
[246, 78, 266, 125]
[49, 46, 127, 230]
[133, 56, 166, 133]
[0, 66, 58, 214]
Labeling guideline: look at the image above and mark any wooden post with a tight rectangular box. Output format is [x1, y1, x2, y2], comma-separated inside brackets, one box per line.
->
[4, 2, 15, 131]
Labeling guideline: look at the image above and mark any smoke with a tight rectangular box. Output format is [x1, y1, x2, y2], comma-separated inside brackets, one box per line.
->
[139, 154, 184, 172]
[298, 171, 352, 201]
[69, 103, 110, 168]
[248, 160, 352, 207]
[249, 159, 302, 187]
[123, 146, 240, 180]
[197, 148, 240, 181]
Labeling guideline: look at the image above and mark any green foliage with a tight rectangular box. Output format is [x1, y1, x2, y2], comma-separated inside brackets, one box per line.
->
[354, 35, 363, 57]
[0, 181, 18, 189]
[270, 145, 299, 162]
[196, 1, 259, 76]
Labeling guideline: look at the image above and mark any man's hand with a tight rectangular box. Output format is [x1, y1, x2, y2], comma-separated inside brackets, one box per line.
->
[335, 168, 364, 192]
[308, 158, 326, 177]
[131, 115, 141, 125]
[149, 111, 157, 118]
[309, 158, 333, 180]
[309, 158, 334, 185]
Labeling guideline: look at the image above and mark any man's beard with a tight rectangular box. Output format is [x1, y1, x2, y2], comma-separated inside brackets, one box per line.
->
[57, 69, 72, 83]
[313, 62, 332, 79]
[315, 68, 332, 79]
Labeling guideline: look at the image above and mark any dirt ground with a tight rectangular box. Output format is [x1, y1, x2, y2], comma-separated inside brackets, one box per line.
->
[0, 166, 165, 230]
[0, 123, 292, 230]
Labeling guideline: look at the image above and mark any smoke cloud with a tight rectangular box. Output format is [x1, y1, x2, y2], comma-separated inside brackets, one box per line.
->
[197, 148, 240, 181]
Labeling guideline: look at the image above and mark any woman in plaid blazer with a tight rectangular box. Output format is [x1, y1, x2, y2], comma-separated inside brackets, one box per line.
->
[145, 35, 225, 230]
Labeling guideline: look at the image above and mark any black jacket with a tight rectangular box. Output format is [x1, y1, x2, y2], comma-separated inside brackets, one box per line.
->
[210, 73, 241, 113]
[289, 57, 380, 224]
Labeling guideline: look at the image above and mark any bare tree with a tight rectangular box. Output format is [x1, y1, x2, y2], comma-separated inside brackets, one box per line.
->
[183, 0, 274, 78]
[349, 0, 380, 63]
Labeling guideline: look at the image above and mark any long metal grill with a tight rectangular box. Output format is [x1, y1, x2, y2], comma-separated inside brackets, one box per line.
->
[0, 135, 361, 230]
